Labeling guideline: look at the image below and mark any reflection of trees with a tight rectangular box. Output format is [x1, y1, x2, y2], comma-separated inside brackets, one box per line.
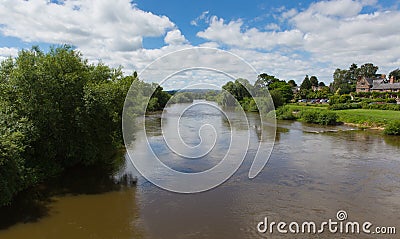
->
[0, 155, 143, 238]
[336, 131, 399, 154]
[383, 135, 400, 148]
[144, 115, 163, 137]
[274, 127, 289, 143]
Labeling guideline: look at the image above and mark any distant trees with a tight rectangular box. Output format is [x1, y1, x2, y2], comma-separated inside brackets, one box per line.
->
[220, 73, 293, 109]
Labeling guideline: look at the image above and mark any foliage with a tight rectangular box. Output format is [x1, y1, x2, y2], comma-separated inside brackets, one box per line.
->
[329, 103, 362, 110]
[0, 46, 168, 206]
[359, 63, 379, 78]
[384, 121, 400, 135]
[168, 92, 194, 104]
[299, 109, 338, 125]
[310, 76, 319, 87]
[275, 105, 296, 120]
[288, 80, 297, 87]
[329, 94, 352, 105]
[389, 68, 400, 82]
[240, 97, 258, 112]
[255, 73, 279, 90]
[300, 75, 312, 91]
[222, 78, 253, 102]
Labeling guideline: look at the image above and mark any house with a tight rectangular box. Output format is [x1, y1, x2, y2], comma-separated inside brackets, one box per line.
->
[356, 77, 374, 92]
[356, 75, 400, 93]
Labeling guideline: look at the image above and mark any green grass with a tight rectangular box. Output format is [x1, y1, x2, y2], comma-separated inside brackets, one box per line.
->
[336, 109, 400, 127]
[285, 104, 400, 127]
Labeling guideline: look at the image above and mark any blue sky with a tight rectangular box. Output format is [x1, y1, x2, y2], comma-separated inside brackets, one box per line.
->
[0, 0, 400, 89]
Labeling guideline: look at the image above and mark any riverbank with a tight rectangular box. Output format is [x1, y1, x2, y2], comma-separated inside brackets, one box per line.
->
[277, 104, 400, 131]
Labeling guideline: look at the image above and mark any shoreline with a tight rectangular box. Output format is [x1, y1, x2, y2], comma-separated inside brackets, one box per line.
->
[342, 122, 385, 131]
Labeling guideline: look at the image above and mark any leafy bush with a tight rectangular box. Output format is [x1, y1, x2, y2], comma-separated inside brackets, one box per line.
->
[275, 105, 296, 120]
[240, 97, 259, 112]
[386, 98, 397, 104]
[363, 103, 400, 111]
[299, 109, 338, 125]
[384, 121, 400, 135]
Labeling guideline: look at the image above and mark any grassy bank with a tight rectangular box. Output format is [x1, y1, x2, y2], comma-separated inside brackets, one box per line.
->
[280, 104, 400, 129]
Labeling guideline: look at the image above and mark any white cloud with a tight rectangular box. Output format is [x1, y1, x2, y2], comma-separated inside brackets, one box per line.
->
[0, 47, 19, 62]
[190, 11, 210, 26]
[197, 16, 304, 50]
[164, 29, 189, 45]
[307, 0, 364, 18]
[265, 23, 280, 31]
[281, 8, 298, 20]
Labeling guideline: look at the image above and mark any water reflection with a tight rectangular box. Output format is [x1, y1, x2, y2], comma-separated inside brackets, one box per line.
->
[0, 156, 143, 239]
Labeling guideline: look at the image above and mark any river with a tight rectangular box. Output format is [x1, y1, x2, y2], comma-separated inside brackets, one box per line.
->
[1, 101, 399, 238]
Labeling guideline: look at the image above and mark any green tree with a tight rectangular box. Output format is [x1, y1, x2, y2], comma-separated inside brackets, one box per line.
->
[288, 80, 297, 87]
[331, 68, 353, 94]
[310, 76, 319, 87]
[255, 73, 279, 90]
[222, 79, 252, 102]
[389, 68, 400, 82]
[269, 80, 294, 103]
[300, 75, 312, 91]
[359, 63, 378, 78]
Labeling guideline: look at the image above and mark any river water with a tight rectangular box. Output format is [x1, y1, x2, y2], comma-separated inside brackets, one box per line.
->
[1, 102, 399, 238]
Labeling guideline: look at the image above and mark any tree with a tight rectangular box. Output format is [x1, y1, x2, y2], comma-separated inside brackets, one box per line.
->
[331, 68, 353, 94]
[310, 76, 319, 87]
[347, 63, 359, 84]
[318, 82, 326, 87]
[389, 68, 400, 82]
[300, 75, 312, 90]
[268, 80, 294, 103]
[255, 73, 279, 90]
[221, 79, 253, 103]
[359, 63, 378, 78]
[288, 80, 297, 87]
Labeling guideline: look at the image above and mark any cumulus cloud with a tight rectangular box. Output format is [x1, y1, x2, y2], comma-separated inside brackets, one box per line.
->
[197, 16, 304, 50]
[164, 29, 189, 45]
